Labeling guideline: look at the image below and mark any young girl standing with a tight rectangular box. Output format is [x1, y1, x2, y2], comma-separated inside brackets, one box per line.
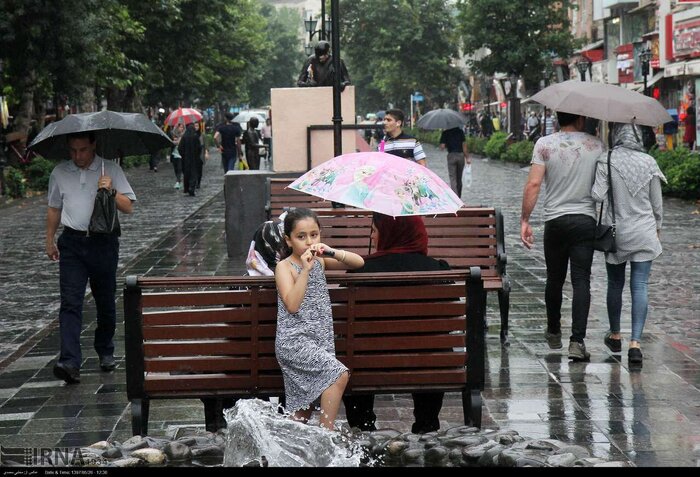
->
[275, 208, 364, 430]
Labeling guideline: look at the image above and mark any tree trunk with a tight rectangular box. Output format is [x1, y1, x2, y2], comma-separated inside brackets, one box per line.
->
[14, 72, 36, 135]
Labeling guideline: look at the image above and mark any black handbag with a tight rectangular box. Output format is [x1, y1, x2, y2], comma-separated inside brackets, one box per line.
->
[593, 150, 616, 253]
[88, 161, 121, 236]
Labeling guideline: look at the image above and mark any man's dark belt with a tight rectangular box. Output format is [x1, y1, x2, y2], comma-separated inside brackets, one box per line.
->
[63, 227, 88, 236]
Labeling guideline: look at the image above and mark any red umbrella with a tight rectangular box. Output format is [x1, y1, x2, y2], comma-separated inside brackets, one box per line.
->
[164, 107, 203, 127]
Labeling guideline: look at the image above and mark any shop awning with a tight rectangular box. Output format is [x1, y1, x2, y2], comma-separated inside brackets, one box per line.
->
[686, 59, 700, 76]
[574, 40, 604, 54]
[665, 61, 686, 77]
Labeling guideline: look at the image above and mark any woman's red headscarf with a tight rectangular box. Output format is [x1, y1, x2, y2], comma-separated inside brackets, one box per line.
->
[367, 213, 428, 259]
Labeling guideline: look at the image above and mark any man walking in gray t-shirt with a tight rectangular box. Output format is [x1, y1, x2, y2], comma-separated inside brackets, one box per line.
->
[520, 111, 605, 361]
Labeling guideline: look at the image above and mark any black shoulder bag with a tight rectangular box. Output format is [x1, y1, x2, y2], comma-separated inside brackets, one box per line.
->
[88, 161, 121, 236]
[593, 150, 616, 253]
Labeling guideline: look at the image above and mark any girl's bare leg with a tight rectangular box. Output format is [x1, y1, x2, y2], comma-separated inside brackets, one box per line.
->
[319, 371, 349, 430]
[292, 408, 312, 424]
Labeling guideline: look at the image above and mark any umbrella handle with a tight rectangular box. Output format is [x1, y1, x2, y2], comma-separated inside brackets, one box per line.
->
[379, 140, 385, 152]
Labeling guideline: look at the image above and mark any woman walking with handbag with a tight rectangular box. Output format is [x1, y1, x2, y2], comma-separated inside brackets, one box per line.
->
[591, 122, 666, 365]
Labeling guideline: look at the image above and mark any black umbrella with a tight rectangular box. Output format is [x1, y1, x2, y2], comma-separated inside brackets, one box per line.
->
[28, 110, 174, 160]
[416, 108, 467, 130]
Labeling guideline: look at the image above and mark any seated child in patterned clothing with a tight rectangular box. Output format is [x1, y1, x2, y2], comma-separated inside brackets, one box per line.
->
[274, 208, 364, 430]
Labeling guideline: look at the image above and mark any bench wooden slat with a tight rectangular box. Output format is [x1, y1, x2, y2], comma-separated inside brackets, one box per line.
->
[352, 302, 466, 318]
[348, 353, 466, 369]
[350, 370, 467, 387]
[142, 308, 277, 326]
[351, 335, 465, 351]
[351, 318, 465, 334]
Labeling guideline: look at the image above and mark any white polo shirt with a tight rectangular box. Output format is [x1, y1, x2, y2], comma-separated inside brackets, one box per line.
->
[47, 156, 136, 231]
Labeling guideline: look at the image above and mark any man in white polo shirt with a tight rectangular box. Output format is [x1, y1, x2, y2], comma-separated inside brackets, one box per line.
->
[46, 131, 136, 384]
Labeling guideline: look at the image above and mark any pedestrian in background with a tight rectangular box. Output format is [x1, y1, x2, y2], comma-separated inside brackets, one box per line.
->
[178, 124, 201, 197]
[261, 117, 272, 166]
[684, 105, 696, 150]
[169, 122, 185, 189]
[439, 126, 470, 197]
[592, 122, 666, 365]
[380, 109, 426, 166]
[520, 111, 605, 361]
[193, 121, 208, 188]
[46, 132, 136, 384]
[479, 110, 493, 138]
[242, 117, 262, 170]
[214, 112, 243, 172]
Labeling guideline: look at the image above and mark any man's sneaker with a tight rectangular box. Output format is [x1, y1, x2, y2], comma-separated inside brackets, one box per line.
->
[604, 331, 622, 353]
[174, 181, 181, 189]
[544, 329, 563, 349]
[53, 362, 81, 384]
[99, 355, 116, 372]
[568, 341, 591, 361]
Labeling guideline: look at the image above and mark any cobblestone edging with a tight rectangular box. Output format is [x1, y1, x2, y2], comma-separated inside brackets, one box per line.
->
[2, 427, 631, 468]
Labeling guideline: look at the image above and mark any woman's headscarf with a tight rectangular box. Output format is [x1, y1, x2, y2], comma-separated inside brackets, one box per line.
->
[600, 122, 666, 197]
[367, 212, 428, 259]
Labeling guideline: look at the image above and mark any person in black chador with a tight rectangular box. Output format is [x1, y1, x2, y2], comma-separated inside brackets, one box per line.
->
[177, 124, 201, 197]
[297, 40, 351, 91]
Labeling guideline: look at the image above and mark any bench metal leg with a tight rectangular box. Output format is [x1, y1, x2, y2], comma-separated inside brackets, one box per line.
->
[462, 389, 483, 428]
[498, 285, 511, 347]
[130, 398, 150, 436]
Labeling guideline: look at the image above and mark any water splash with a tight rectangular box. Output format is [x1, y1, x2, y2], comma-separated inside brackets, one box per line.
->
[222, 398, 364, 467]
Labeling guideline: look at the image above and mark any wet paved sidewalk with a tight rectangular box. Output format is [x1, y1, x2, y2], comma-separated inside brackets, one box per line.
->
[0, 145, 698, 467]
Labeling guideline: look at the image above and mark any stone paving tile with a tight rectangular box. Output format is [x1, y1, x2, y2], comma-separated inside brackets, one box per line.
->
[0, 145, 699, 466]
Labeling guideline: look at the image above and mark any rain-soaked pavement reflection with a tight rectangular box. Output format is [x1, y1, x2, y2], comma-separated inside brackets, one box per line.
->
[0, 147, 698, 466]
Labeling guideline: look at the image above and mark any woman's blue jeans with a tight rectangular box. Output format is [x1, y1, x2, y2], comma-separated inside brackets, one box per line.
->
[605, 260, 652, 343]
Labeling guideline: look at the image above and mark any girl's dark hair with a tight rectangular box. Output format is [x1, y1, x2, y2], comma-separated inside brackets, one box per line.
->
[279, 207, 321, 259]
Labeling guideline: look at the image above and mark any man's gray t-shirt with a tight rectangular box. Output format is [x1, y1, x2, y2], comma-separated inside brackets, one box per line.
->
[48, 156, 136, 231]
[531, 131, 605, 222]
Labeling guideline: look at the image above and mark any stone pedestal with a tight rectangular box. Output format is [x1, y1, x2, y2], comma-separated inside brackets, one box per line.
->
[270, 86, 356, 172]
[224, 170, 276, 259]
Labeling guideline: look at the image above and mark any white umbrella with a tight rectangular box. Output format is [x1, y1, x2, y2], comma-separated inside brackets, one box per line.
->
[530, 80, 672, 127]
[416, 109, 467, 130]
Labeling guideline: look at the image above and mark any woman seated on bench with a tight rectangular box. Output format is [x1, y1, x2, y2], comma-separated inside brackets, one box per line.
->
[342, 212, 450, 434]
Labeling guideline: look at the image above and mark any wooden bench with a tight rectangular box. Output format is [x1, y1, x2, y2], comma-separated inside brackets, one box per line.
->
[265, 177, 335, 219]
[309, 208, 512, 344]
[123, 269, 487, 436]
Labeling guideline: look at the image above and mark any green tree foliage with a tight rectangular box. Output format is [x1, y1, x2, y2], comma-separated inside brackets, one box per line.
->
[457, 0, 581, 94]
[248, 5, 303, 107]
[0, 0, 271, 132]
[339, 0, 463, 114]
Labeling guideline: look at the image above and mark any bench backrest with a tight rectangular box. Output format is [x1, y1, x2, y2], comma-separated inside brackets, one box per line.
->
[123, 270, 486, 400]
[312, 208, 505, 283]
[266, 177, 334, 218]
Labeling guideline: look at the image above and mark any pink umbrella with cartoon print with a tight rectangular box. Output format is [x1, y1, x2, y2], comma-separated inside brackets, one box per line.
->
[288, 151, 464, 217]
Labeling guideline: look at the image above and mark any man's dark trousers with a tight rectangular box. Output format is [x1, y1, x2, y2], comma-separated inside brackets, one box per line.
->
[57, 230, 119, 369]
[543, 214, 596, 343]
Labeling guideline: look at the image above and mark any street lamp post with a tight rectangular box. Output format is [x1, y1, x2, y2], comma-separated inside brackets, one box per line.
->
[576, 55, 591, 82]
[507, 73, 521, 140]
[639, 47, 653, 96]
[304, 8, 333, 45]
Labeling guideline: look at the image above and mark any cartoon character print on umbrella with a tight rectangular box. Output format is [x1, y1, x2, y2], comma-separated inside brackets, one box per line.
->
[340, 165, 376, 207]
